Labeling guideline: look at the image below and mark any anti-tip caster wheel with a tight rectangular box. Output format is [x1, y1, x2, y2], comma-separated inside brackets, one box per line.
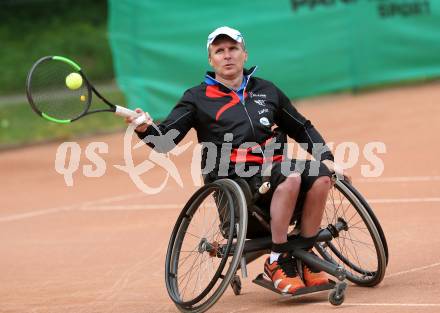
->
[328, 289, 345, 305]
[230, 275, 242, 295]
[328, 281, 347, 306]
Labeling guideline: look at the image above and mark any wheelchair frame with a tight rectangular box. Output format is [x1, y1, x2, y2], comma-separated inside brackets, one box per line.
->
[165, 177, 388, 313]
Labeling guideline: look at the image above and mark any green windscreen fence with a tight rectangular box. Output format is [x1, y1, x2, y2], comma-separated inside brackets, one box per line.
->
[108, 0, 440, 119]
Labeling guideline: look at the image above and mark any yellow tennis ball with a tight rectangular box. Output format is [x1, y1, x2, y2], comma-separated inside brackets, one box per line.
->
[80, 95, 86, 102]
[65, 72, 83, 90]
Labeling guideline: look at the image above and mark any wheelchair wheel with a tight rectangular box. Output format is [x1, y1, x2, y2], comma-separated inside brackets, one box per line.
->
[315, 179, 387, 287]
[343, 180, 389, 265]
[165, 179, 247, 313]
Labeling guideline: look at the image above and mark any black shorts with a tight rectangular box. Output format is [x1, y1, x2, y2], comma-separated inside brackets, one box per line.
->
[238, 159, 332, 238]
[244, 159, 333, 215]
[209, 159, 333, 239]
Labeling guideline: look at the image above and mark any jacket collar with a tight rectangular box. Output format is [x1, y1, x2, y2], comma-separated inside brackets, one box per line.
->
[205, 66, 258, 85]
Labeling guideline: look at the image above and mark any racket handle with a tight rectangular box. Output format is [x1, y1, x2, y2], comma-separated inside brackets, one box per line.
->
[114, 105, 149, 127]
[132, 114, 147, 127]
[114, 105, 138, 118]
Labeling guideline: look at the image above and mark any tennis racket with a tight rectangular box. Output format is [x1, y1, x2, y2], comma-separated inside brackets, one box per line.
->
[25, 55, 146, 125]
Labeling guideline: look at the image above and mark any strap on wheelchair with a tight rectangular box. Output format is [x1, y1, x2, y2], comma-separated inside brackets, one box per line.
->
[297, 234, 318, 250]
[272, 242, 291, 253]
[272, 234, 318, 253]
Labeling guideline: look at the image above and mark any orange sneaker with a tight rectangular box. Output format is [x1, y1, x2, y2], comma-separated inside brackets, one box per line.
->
[264, 254, 305, 294]
[302, 251, 330, 287]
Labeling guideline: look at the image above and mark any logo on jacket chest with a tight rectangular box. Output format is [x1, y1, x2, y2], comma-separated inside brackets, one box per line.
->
[254, 99, 266, 107]
[259, 117, 270, 126]
[249, 92, 267, 99]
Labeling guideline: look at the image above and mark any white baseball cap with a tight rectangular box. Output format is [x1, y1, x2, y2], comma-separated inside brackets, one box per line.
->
[206, 26, 245, 50]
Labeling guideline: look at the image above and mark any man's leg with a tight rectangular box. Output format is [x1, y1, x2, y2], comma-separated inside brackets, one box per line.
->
[264, 173, 305, 294]
[300, 176, 331, 237]
[299, 175, 332, 286]
[270, 173, 301, 243]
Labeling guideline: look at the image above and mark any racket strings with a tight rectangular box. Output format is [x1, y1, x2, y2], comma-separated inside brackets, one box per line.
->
[29, 60, 90, 120]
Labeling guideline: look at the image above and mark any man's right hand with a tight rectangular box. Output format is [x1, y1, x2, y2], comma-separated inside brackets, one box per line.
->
[124, 108, 153, 133]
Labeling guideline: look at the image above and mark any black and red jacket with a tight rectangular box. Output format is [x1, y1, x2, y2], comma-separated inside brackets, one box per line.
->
[137, 67, 334, 178]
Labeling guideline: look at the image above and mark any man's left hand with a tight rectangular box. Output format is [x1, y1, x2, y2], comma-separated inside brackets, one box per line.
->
[322, 159, 352, 183]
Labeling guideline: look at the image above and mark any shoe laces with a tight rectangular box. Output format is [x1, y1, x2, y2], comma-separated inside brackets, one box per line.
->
[277, 254, 298, 278]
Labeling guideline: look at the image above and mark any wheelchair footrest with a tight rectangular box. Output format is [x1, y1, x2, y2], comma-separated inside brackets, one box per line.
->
[252, 273, 336, 296]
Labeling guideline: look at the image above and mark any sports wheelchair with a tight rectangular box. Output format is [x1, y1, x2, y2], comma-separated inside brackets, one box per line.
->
[165, 176, 388, 312]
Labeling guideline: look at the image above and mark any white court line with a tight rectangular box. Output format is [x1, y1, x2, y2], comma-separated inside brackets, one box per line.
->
[386, 262, 440, 278]
[81, 203, 218, 211]
[0, 205, 76, 222]
[3, 196, 440, 222]
[84, 198, 440, 212]
[3, 175, 439, 222]
[355, 175, 440, 183]
[368, 197, 440, 204]
[80, 204, 182, 211]
[81, 192, 146, 205]
[333, 197, 440, 206]
[311, 303, 440, 307]
[0, 192, 145, 223]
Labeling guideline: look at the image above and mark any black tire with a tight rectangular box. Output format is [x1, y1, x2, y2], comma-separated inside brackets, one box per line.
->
[341, 180, 389, 265]
[315, 179, 387, 287]
[230, 275, 242, 295]
[165, 179, 247, 313]
[328, 289, 345, 306]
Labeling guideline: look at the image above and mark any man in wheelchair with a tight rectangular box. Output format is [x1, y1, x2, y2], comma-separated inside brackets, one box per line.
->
[127, 26, 347, 295]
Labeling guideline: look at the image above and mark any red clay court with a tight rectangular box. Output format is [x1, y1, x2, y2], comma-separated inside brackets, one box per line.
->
[1, 82, 440, 312]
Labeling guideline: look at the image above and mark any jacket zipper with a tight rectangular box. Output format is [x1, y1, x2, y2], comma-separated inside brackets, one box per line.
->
[241, 78, 262, 154]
